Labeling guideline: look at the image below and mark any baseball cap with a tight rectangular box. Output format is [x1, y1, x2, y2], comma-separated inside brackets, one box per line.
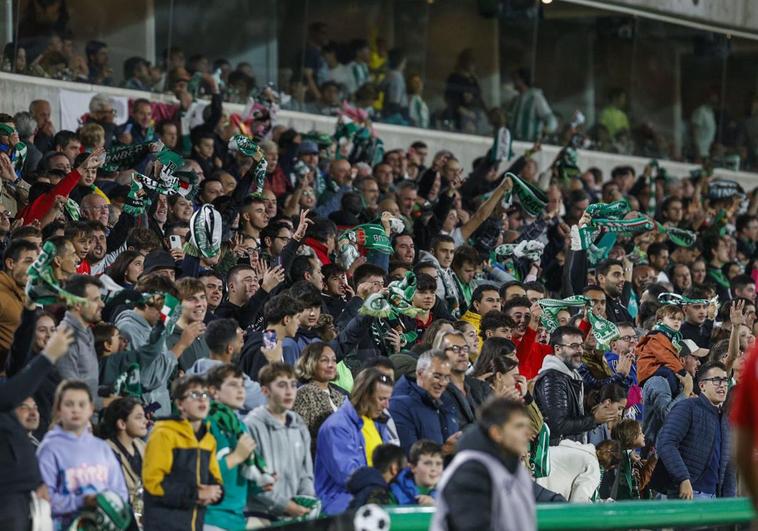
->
[681, 339, 709, 358]
[297, 140, 319, 156]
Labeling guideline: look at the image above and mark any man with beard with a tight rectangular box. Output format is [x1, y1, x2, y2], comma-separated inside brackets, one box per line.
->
[86, 221, 108, 275]
[680, 286, 714, 348]
[597, 259, 633, 323]
[0, 240, 38, 364]
[534, 326, 619, 445]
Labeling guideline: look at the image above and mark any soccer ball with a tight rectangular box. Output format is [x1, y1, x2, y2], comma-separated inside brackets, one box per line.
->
[353, 503, 390, 531]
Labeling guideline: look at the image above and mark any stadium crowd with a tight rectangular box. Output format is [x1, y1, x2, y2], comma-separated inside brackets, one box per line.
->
[0, 24, 757, 531]
[5, 15, 758, 169]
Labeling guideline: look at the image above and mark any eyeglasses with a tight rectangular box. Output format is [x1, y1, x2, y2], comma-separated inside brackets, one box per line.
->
[183, 391, 210, 401]
[700, 377, 728, 387]
[445, 345, 470, 355]
[558, 343, 583, 350]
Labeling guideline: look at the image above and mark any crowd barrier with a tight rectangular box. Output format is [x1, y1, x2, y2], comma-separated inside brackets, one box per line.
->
[263, 498, 756, 530]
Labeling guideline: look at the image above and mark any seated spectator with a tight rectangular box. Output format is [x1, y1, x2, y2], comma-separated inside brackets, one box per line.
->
[389, 350, 461, 455]
[390, 439, 442, 506]
[142, 375, 223, 530]
[347, 443, 406, 509]
[315, 368, 395, 515]
[292, 342, 347, 453]
[37, 380, 128, 528]
[244, 362, 315, 519]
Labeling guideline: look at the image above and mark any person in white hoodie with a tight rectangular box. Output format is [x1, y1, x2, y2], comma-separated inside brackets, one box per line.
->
[186, 318, 266, 412]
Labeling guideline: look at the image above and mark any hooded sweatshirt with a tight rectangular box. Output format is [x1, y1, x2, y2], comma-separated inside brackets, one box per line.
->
[115, 308, 152, 349]
[57, 312, 100, 406]
[243, 406, 314, 516]
[186, 358, 266, 412]
[36, 425, 128, 527]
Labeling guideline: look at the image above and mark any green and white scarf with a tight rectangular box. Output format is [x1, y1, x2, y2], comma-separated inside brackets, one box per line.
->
[538, 295, 620, 346]
[25, 240, 88, 307]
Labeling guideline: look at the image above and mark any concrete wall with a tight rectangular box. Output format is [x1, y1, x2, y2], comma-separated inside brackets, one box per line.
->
[1, 70, 756, 190]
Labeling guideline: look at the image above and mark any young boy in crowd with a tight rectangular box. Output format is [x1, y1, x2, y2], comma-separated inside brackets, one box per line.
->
[142, 375, 223, 531]
[636, 305, 686, 394]
[36, 380, 129, 528]
[205, 364, 257, 531]
[390, 439, 443, 506]
[347, 443, 406, 509]
[244, 362, 316, 520]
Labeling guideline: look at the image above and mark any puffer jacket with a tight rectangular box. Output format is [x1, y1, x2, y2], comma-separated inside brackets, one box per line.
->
[534, 355, 597, 446]
[142, 417, 222, 531]
[653, 393, 736, 497]
[636, 331, 685, 384]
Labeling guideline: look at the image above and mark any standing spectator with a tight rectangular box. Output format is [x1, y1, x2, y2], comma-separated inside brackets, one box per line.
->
[37, 380, 129, 528]
[29, 98, 55, 153]
[389, 350, 461, 454]
[460, 284, 502, 352]
[382, 48, 408, 120]
[117, 98, 155, 145]
[98, 397, 148, 517]
[443, 49, 486, 132]
[142, 375, 223, 530]
[186, 318, 265, 411]
[731, 344, 758, 507]
[0, 239, 38, 367]
[244, 362, 315, 519]
[205, 364, 257, 531]
[653, 361, 735, 499]
[166, 278, 211, 371]
[680, 287, 714, 348]
[56, 275, 105, 405]
[86, 94, 118, 147]
[690, 89, 719, 161]
[315, 368, 395, 514]
[432, 397, 536, 531]
[509, 67, 557, 142]
[292, 342, 347, 453]
[408, 73, 430, 129]
[534, 326, 618, 445]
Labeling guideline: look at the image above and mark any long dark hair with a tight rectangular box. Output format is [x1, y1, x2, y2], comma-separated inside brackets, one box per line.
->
[98, 397, 142, 440]
[472, 337, 516, 378]
[107, 250, 142, 286]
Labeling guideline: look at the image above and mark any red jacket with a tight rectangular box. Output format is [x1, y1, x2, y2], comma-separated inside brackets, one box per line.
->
[20, 169, 81, 224]
[303, 237, 332, 265]
[514, 327, 553, 379]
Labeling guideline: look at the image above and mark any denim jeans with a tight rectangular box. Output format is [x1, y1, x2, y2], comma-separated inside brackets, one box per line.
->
[692, 490, 716, 500]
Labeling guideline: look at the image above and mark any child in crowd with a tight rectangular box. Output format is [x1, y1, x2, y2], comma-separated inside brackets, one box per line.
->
[205, 364, 257, 531]
[347, 443, 406, 509]
[36, 380, 129, 528]
[610, 419, 657, 500]
[142, 375, 223, 531]
[244, 362, 316, 520]
[98, 397, 148, 522]
[596, 439, 622, 501]
[390, 439, 442, 506]
[636, 305, 686, 394]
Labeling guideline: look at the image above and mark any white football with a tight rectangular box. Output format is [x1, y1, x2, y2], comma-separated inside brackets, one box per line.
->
[353, 503, 390, 531]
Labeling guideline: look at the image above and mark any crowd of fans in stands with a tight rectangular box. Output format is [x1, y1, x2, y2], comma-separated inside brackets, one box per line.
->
[0, 13, 756, 531]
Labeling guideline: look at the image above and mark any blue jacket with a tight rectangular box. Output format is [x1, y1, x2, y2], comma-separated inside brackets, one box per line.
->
[315, 400, 392, 515]
[389, 376, 460, 455]
[390, 467, 437, 505]
[656, 393, 736, 497]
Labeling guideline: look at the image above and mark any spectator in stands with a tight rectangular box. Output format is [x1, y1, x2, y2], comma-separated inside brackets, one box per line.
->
[509, 67, 557, 142]
[123, 56, 151, 91]
[383, 48, 408, 120]
[166, 278, 210, 371]
[142, 375, 223, 530]
[37, 380, 128, 528]
[535, 326, 619, 445]
[316, 368, 394, 514]
[292, 342, 347, 452]
[117, 98, 154, 145]
[245, 362, 315, 519]
[85, 40, 112, 86]
[347, 443, 405, 509]
[390, 350, 461, 455]
[654, 361, 735, 499]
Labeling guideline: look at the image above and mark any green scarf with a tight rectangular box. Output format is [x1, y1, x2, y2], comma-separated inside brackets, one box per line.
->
[208, 401, 269, 474]
[707, 267, 730, 290]
[504, 172, 548, 217]
[658, 292, 718, 307]
[538, 295, 619, 346]
[103, 139, 163, 172]
[657, 223, 697, 247]
[26, 240, 88, 307]
[653, 323, 683, 352]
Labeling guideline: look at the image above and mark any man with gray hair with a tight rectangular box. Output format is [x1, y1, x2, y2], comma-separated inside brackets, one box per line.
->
[29, 99, 54, 152]
[86, 93, 117, 147]
[13, 111, 42, 175]
[434, 329, 491, 427]
[389, 349, 461, 455]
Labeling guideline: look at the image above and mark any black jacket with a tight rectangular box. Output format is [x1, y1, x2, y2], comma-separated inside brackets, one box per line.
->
[534, 358, 597, 446]
[215, 287, 271, 330]
[346, 466, 393, 509]
[681, 320, 713, 349]
[0, 353, 55, 495]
